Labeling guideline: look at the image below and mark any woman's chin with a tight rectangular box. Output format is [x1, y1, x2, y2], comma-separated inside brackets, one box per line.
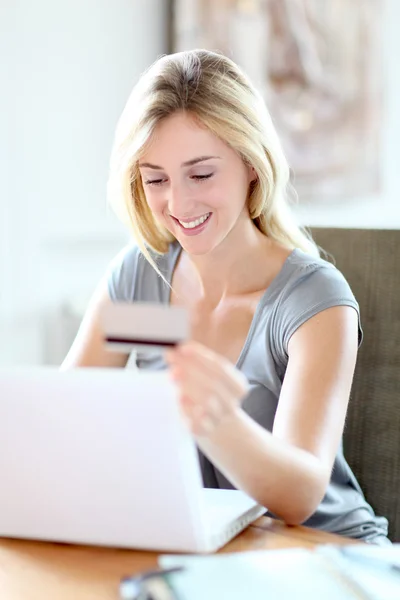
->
[178, 238, 214, 256]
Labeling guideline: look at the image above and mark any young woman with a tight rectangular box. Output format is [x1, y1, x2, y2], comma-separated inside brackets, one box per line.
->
[63, 49, 389, 544]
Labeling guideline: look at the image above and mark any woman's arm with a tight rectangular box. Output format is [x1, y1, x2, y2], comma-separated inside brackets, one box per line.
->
[61, 279, 129, 369]
[166, 305, 358, 524]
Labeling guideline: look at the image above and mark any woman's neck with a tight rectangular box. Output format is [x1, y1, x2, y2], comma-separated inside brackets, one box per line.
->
[176, 217, 273, 306]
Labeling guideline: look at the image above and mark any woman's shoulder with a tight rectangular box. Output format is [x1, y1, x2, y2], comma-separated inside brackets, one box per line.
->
[279, 248, 352, 298]
[265, 247, 362, 358]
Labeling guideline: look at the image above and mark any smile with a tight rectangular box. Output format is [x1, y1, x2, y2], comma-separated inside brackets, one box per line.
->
[176, 212, 211, 229]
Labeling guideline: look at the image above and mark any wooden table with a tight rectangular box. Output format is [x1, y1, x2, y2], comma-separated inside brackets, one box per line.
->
[0, 517, 356, 599]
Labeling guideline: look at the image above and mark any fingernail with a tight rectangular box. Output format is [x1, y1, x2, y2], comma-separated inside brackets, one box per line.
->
[170, 371, 180, 382]
[200, 416, 215, 436]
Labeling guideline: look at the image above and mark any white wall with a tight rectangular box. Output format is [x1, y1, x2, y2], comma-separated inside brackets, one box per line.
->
[1, 0, 399, 366]
[295, 0, 400, 229]
[0, 0, 168, 365]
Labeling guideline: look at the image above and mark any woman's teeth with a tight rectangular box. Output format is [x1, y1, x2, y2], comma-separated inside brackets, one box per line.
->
[178, 213, 210, 229]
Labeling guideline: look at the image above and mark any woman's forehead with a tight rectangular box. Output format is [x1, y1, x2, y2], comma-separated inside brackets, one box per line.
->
[141, 113, 232, 166]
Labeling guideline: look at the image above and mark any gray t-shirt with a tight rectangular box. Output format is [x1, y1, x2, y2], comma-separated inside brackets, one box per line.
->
[107, 241, 389, 544]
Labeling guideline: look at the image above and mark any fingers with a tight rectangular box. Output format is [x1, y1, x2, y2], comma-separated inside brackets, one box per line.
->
[170, 361, 235, 416]
[167, 342, 249, 400]
[180, 394, 217, 437]
[170, 363, 231, 436]
[165, 342, 249, 437]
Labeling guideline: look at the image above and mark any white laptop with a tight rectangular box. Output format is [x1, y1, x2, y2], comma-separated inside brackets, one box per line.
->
[0, 368, 265, 553]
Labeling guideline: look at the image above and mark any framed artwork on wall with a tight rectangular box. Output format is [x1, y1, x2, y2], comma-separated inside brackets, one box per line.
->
[170, 0, 384, 203]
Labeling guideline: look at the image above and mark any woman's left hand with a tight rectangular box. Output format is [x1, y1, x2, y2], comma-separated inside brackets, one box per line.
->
[164, 341, 249, 437]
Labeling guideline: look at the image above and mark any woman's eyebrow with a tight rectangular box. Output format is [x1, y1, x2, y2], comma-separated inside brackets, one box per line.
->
[138, 156, 221, 169]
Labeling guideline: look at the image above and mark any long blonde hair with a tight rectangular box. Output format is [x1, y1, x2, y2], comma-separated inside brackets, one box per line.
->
[107, 49, 318, 269]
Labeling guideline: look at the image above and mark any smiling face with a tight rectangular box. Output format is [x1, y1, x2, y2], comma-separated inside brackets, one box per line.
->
[138, 112, 255, 256]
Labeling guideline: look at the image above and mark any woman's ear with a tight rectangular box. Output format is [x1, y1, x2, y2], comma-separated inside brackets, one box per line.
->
[248, 166, 258, 184]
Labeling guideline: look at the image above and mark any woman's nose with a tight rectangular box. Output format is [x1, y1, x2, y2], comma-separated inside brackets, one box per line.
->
[167, 183, 195, 219]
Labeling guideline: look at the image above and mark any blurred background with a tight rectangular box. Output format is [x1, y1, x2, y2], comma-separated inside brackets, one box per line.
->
[1, 0, 399, 367]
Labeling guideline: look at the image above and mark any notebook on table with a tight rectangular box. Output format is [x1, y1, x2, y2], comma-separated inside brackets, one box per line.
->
[123, 546, 399, 600]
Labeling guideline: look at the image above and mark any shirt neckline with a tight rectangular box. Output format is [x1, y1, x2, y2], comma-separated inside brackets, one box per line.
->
[165, 243, 300, 369]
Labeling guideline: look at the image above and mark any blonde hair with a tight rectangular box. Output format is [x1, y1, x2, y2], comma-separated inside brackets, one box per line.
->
[107, 49, 319, 269]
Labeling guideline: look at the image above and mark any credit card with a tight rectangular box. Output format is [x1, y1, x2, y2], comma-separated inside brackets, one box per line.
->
[101, 302, 189, 352]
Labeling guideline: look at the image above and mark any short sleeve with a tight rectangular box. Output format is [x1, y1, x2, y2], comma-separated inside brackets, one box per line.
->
[106, 244, 141, 303]
[273, 262, 363, 362]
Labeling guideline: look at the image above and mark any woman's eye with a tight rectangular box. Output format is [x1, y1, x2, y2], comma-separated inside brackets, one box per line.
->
[192, 173, 214, 182]
[144, 178, 165, 186]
